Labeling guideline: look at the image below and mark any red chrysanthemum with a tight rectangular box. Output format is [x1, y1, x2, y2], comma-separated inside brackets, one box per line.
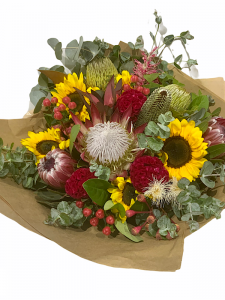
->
[116, 89, 147, 123]
[130, 156, 169, 193]
[65, 168, 96, 199]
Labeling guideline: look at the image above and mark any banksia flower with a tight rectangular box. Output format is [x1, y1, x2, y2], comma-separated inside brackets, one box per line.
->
[203, 117, 225, 148]
[165, 84, 191, 112]
[135, 87, 172, 127]
[86, 57, 118, 91]
[38, 149, 75, 189]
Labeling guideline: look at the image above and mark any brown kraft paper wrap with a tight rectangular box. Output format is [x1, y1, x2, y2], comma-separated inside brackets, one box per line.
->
[0, 42, 224, 271]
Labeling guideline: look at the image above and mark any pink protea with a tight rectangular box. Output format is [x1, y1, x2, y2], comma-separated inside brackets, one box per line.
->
[132, 47, 160, 87]
[203, 117, 225, 147]
[38, 148, 76, 189]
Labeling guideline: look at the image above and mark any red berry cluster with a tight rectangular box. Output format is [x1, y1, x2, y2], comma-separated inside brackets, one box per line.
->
[82, 207, 115, 236]
[42, 96, 77, 121]
[130, 75, 150, 96]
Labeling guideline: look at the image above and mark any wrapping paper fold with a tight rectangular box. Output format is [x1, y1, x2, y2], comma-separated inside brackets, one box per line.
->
[0, 61, 224, 271]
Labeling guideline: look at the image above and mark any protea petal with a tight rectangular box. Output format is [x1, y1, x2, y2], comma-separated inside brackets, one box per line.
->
[38, 149, 75, 189]
[104, 75, 115, 108]
[120, 104, 132, 128]
[111, 108, 120, 123]
[134, 123, 147, 135]
[70, 111, 88, 135]
[85, 119, 93, 129]
[91, 103, 102, 125]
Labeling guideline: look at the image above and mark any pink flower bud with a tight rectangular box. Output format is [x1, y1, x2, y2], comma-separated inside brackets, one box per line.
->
[125, 210, 137, 218]
[147, 215, 156, 224]
[131, 226, 142, 236]
[137, 194, 146, 202]
[156, 229, 162, 240]
[166, 232, 173, 240]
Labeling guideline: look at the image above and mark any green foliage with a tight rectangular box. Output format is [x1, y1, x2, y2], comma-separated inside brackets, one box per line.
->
[104, 200, 126, 218]
[137, 111, 174, 154]
[69, 125, 80, 153]
[89, 161, 111, 181]
[44, 201, 84, 227]
[175, 177, 225, 232]
[83, 179, 112, 206]
[114, 219, 143, 243]
[0, 139, 44, 190]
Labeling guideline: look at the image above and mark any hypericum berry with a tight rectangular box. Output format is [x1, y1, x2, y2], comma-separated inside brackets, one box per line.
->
[51, 97, 58, 104]
[123, 84, 130, 91]
[95, 209, 104, 219]
[130, 75, 138, 83]
[143, 88, 150, 95]
[68, 102, 77, 109]
[43, 98, 51, 107]
[136, 86, 144, 93]
[131, 226, 142, 236]
[58, 104, 66, 111]
[76, 201, 84, 208]
[83, 208, 92, 217]
[54, 111, 63, 120]
[54, 107, 60, 113]
[102, 226, 111, 236]
[90, 217, 99, 226]
[62, 96, 71, 105]
[106, 215, 115, 225]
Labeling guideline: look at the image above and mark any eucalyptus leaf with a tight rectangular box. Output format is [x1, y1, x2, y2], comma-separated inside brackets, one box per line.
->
[115, 220, 143, 243]
[69, 125, 80, 153]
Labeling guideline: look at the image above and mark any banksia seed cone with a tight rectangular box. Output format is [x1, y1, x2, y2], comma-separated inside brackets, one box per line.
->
[38, 149, 75, 189]
[135, 87, 172, 127]
[165, 84, 191, 112]
[86, 57, 118, 91]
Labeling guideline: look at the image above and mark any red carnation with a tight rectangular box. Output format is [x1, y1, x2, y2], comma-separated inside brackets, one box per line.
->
[130, 156, 169, 193]
[116, 89, 147, 123]
[65, 168, 96, 199]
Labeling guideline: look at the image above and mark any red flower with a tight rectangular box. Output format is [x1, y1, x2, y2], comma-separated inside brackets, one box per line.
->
[130, 156, 169, 193]
[65, 168, 96, 199]
[116, 89, 147, 123]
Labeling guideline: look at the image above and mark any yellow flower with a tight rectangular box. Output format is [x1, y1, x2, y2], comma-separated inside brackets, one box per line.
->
[163, 119, 208, 181]
[116, 70, 131, 87]
[21, 128, 70, 164]
[51, 72, 99, 122]
[108, 177, 136, 223]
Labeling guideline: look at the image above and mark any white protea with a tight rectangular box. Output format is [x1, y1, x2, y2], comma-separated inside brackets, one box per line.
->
[85, 122, 134, 167]
[70, 98, 147, 174]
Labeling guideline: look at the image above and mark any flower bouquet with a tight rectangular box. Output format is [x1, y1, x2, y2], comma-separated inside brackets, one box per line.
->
[0, 11, 225, 271]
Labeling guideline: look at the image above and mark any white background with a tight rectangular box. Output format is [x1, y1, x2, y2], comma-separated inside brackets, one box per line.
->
[0, 1, 225, 299]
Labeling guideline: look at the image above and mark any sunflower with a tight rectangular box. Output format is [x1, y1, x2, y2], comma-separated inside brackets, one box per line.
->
[108, 177, 137, 223]
[162, 119, 208, 181]
[51, 72, 99, 122]
[116, 70, 131, 87]
[21, 128, 70, 164]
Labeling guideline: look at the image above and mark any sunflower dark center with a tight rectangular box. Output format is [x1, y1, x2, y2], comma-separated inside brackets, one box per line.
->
[69, 92, 84, 112]
[122, 182, 136, 206]
[36, 140, 59, 155]
[163, 136, 192, 168]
